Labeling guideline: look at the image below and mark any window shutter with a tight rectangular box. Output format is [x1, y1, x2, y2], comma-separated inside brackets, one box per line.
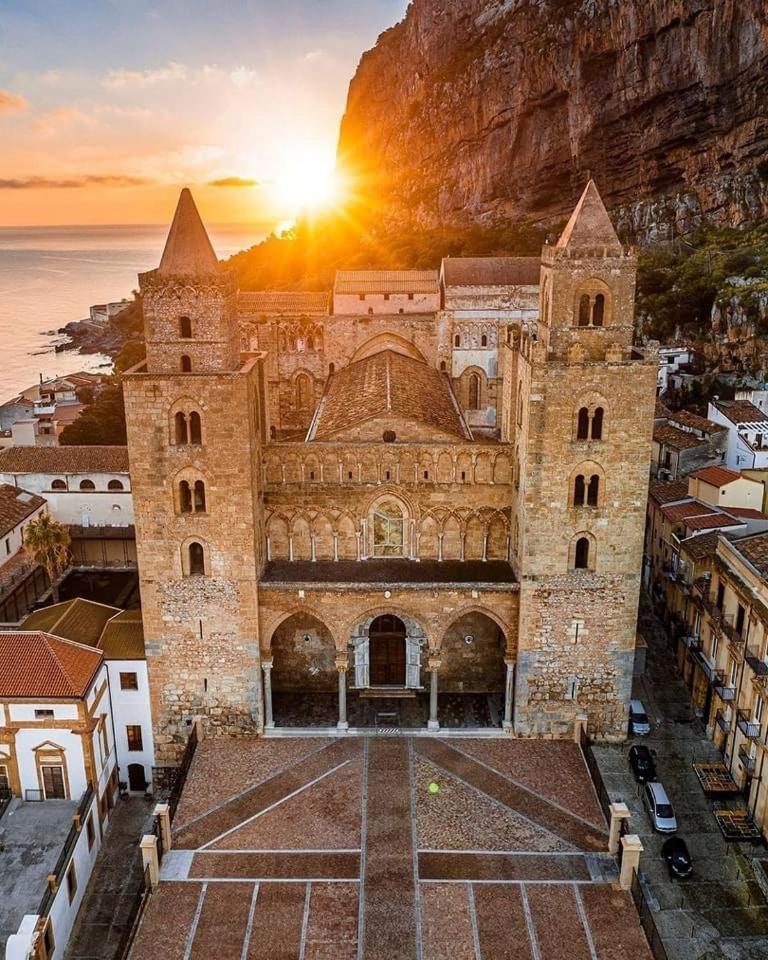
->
[354, 638, 370, 688]
[405, 637, 421, 688]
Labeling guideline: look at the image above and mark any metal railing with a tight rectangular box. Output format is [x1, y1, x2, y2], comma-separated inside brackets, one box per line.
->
[38, 784, 94, 917]
[738, 744, 757, 774]
[737, 710, 762, 739]
[168, 722, 199, 823]
[114, 865, 153, 960]
[631, 870, 670, 960]
[715, 712, 731, 735]
[713, 673, 737, 701]
[579, 725, 612, 821]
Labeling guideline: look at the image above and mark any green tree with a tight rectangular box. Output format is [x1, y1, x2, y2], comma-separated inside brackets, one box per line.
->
[60, 383, 127, 445]
[23, 514, 71, 602]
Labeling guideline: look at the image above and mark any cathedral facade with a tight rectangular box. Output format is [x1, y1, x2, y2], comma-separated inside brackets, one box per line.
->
[123, 183, 658, 765]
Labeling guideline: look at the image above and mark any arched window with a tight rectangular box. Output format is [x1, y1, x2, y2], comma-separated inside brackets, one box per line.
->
[591, 407, 604, 440]
[481, 334, 488, 347]
[108, 479, 124, 491]
[577, 407, 590, 440]
[440, 360, 447, 372]
[179, 481, 192, 513]
[328, 363, 335, 375]
[51, 479, 66, 491]
[188, 541, 205, 576]
[573, 475, 586, 507]
[189, 411, 202, 445]
[79, 479, 95, 491]
[468, 373, 481, 410]
[373, 501, 405, 557]
[578, 295, 591, 327]
[587, 474, 599, 506]
[295, 374, 312, 411]
[307, 335, 315, 351]
[193, 480, 206, 513]
[367, 307, 374, 316]
[179, 316, 192, 339]
[175, 412, 188, 445]
[454, 334, 460, 348]
[180, 355, 192, 372]
[593, 294, 605, 327]
[574, 537, 590, 570]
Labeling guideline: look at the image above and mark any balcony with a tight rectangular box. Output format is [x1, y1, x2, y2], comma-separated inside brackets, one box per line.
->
[738, 744, 757, 775]
[715, 712, 731, 735]
[682, 633, 701, 652]
[746, 648, 768, 689]
[737, 710, 762, 740]
[713, 673, 737, 702]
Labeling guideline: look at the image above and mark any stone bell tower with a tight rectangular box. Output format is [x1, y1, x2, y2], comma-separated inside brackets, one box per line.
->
[124, 189, 266, 767]
[511, 181, 657, 740]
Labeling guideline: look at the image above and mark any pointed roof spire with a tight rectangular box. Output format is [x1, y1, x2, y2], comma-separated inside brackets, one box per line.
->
[556, 180, 623, 255]
[158, 188, 219, 276]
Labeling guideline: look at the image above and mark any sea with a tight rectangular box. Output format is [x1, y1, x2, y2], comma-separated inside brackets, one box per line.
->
[0, 223, 270, 403]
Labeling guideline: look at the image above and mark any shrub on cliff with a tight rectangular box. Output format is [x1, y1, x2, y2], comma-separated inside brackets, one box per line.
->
[59, 382, 127, 446]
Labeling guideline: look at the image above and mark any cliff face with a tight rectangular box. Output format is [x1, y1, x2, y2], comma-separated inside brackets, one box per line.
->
[338, 0, 768, 239]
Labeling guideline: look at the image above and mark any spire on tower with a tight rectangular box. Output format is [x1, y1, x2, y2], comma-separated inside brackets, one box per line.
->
[556, 180, 623, 255]
[158, 188, 219, 276]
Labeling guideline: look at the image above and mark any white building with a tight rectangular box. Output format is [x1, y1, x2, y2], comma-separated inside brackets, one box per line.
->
[21, 599, 154, 792]
[707, 399, 768, 470]
[0, 484, 46, 570]
[0, 446, 132, 528]
[657, 346, 694, 394]
[333, 270, 441, 315]
[736, 386, 768, 415]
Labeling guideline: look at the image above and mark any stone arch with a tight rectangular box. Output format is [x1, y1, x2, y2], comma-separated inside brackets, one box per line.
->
[181, 536, 210, 577]
[438, 609, 507, 700]
[570, 531, 596, 572]
[347, 607, 427, 646]
[303, 453, 321, 483]
[419, 514, 439, 560]
[283, 454, 301, 484]
[418, 452, 435, 482]
[569, 460, 606, 508]
[456, 451, 472, 484]
[168, 396, 205, 446]
[380, 451, 398, 484]
[486, 512, 508, 560]
[268, 612, 339, 727]
[366, 491, 412, 559]
[266, 513, 290, 560]
[574, 391, 608, 442]
[291, 515, 312, 560]
[493, 453, 512, 484]
[361, 451, 378, 484]
[312, 513, 334, 560]
[265, 454, 282, 485]
[293, 370, 314, 412]
[350, 333, 426, 364]
[573, 278, 612, 327]
[474, 452, 492, 484]
[173, 465, 211, 515]
[437, 451, 453, 484]
[443, 514, 462, 560]
[336, 513, 358, 560]
[464, 514, 485, 560]
[459, 366, 488, 412]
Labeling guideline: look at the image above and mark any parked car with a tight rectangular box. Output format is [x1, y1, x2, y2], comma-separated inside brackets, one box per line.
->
[628, 744, 656, 783]
[661, 836, 693, 878]
[629, 699, 651, 736]
[643, 781, 677, 833]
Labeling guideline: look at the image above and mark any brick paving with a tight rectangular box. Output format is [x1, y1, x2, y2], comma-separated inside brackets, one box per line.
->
[129, 736, 652, 960]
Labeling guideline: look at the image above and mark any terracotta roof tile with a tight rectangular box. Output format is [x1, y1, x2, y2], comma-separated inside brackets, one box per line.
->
[309, 349, 470, 441]
[713, 399, 768, 425]
[0, 483, 46, 539]
[649, 479, 689, 505]
[99, 609, 145, 660]
[733, 533, 768, 578]
[653, 424, 704, 450]
[680, 532, 721, 561]
[0, 445, 129, 474]
[661, 500, 717, 523]
[237, 291, 329, 316]
[690, 466, 742, 487]
[686, 513, 744, 531]
[0, 631, 102, 698]
[334, 270, 439, 295]
[441, 257, 540, 287]
[722, 506, 766, 520]
[22, 598, 119, 647]
[668, 410, 723, 434]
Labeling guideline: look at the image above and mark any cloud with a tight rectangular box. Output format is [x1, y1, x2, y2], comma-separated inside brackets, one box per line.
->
[208, 176, 259, 188]
[0, 175, 153, 190]
[230, 66, 258, 88]
[0, 89, 27, 112]
[102, 61, 187, 89]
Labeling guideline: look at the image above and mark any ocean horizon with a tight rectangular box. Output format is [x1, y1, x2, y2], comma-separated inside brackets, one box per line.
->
[0, 222, 271, 403]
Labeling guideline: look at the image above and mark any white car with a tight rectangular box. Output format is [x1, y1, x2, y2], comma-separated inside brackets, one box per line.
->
[643, 781, 678, 833]
[629, 699, 651, 736]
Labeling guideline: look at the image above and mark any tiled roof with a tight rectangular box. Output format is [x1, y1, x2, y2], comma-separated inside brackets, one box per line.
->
[732, 532, 768, 578]
[555, 180, 623, 255]
[661, 500, 718, 523]
[712, 399, 768, 425]
[0, 445, 129, 474]
[0, 483, 46, 539]
[680, 532, 721, 561]
[237, 291, 329, 316]
[99, 609, 145, 660]
[308, 349, 470, 441]
[722, 506, 766, 520]
[668, 410, 723, 434]
[655, 400, 673, 420]
[653, 424, 704, 451]
[686, 513, 744, 531]
[649, 479, 689, 505]
[334, 270, 439, 295]
[52, 403, 85, 424]
[441, 257, 540, 287]
[689, 466, 742, 487]
[22, 598, 120, 647]
[0, 631, 102, 698]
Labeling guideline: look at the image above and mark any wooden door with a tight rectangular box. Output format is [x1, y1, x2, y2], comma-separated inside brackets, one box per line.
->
[369, 615, 407, 686]
[42, 765, 66, 799]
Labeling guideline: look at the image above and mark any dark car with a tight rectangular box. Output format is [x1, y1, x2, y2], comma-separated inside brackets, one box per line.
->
[661, 836, 693, 879]
[628, 744, 656, 783]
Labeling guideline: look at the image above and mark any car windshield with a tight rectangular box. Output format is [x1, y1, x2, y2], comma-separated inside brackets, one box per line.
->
[634, 711, 648, 723]
[656, 803, 674, 818]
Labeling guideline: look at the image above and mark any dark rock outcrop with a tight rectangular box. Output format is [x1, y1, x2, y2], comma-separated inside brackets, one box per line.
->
[338, 0, 768, 239]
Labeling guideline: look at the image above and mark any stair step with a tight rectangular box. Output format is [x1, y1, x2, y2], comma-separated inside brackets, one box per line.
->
[360, 688, 417, 699]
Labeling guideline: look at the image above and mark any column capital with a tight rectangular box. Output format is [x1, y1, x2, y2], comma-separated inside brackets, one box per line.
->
[261, 659, 273, 672]
[504, 656, 516, 668]
[335, 657, 349, 672]
[427, 657, 442, 671]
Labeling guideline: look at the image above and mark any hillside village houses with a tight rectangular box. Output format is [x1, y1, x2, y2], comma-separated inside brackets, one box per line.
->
[708, 398, 768, 470]
[0, 372, 103, 449]
[652, 404, 728, 480]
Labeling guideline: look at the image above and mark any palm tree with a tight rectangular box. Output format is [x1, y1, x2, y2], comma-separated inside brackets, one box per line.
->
[23, 513, 71, 603]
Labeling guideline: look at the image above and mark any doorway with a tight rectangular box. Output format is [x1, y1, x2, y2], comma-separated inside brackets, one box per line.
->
[128, 763, 147, 792]
[369, 614, 406, 686]
[41, 764, 66, 799]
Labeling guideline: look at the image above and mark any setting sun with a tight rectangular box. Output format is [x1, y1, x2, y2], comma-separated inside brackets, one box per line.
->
[270, 145, 342, 215]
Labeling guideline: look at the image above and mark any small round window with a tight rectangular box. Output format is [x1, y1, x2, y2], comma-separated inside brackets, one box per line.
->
[383, 430, 396, 443]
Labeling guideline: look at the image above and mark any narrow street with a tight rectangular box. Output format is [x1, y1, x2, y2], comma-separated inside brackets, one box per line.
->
[65, 797, 153, 960]
[592, 598, 768, 960]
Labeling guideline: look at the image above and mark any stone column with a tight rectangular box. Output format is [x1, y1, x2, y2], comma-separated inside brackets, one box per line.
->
[153, 802, 172, 854]
[503, 659, 515, 732]
[619, 834, 643, 891]
[140, 834, 160, 889]
[427, 657, 441, 731]
[573, 712, 589, 744]
[608, 801, 630, 855]
[262, 659, 274, 730]
[336, 657, 349, 731]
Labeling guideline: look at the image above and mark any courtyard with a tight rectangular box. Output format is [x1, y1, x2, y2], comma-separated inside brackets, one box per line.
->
[128, 736, 653, 960]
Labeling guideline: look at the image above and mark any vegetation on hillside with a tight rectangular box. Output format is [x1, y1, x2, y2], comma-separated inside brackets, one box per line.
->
[59, 382, 128, 446]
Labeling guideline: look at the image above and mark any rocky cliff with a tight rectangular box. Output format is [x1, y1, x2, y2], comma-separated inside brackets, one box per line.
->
[338, 0, 768, 239]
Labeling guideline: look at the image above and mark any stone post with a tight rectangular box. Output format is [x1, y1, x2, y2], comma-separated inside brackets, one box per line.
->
[336, 657, 349, 731]
[427, 657, 441, 731]
[573, 713, 589, 744]
[154, 802, 172, 854]
[140, 834, 160, 889]
[503, 659, 515, 732]
[262, 660, 274, 730]
[608, 801, 630, 855]
[192, 714, 205, 742]
[619, 834, 643, 890]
